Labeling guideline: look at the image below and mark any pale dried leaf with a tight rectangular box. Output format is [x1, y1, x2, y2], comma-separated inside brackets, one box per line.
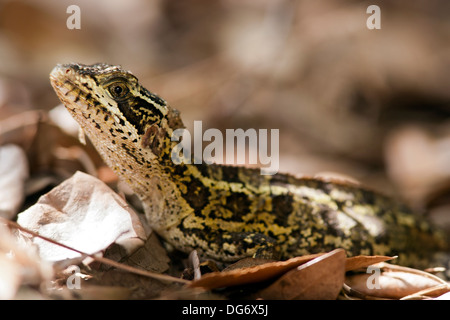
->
[0, 224, 52, 299]
[255, 249, 346, 300]
[401, 284, 450, 300]
[187, 250, 202, 280]
[17, 171, 146, 263]
[0, 144, 28, 219]
[0, 255, 21, 299]
[345, 263, 448, 299]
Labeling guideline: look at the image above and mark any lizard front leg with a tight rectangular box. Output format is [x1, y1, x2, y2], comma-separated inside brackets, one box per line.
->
[203, 231, 281, 262]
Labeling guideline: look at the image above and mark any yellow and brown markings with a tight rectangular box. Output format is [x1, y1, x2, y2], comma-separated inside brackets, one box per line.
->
[50, 63, 448, 266]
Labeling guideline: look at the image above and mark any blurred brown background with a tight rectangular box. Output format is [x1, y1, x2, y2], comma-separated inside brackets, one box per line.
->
[1, 0, 450, 223]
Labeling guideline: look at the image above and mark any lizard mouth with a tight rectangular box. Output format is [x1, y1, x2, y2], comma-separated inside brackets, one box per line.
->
[50, 64, 123, 146]
[50, 66, 93, 145]
[50, 65, 93, 114]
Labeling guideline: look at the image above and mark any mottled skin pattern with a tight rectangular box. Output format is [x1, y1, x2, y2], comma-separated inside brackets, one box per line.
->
[50, 63, 447, 267]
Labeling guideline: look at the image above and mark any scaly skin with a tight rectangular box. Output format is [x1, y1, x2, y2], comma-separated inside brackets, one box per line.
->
[50, 63, 447, 267]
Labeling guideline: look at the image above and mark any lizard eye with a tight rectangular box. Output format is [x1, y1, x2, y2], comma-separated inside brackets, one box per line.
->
[107, 81, 129, 100]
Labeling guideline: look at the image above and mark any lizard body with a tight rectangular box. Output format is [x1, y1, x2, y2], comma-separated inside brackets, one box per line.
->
[50, 63, 447, 266]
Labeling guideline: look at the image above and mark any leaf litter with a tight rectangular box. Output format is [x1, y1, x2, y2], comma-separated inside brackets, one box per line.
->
[1, 26, 450, 298]
[0, 144, 28, 219]
[3, 186, 450, 300]
[17, 171, 146, 263]
[0, 110, 449, 299]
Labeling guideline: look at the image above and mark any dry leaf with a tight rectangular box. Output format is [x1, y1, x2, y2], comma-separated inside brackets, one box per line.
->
[188, 252, 324, 290]
[433, 291, 450, 300]
[223, 257, 277, 271]
[401, 284, 450, 300]
[0, 144, 28, 219]
[188, 250, 397, 300]
[48, 284, 132, 300]
[345, 255, 396, 271]
[16, 171, 146, 263]
[345, 262, 449, 299]
[0, 255, 20, 299]
[0, 111, 42, 150]
[107, 231, 170, 274]
[0, 224, 52, 299]
[95, 268, 173, 300]
[187, 250, 202, 280]
[255, 249, 346, 300]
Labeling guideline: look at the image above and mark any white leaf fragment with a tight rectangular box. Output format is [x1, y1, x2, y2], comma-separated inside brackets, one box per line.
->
[17, 171, 146, 262]
[0, 144, 29, 219]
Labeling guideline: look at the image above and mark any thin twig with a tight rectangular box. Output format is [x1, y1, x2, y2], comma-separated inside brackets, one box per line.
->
[1, 217, 189, 285]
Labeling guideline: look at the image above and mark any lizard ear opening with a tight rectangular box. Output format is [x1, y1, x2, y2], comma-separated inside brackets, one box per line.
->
[141, 124, 168, 158]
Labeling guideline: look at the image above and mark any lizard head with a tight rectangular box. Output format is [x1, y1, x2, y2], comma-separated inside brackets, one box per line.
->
[50, 63, 184, 165]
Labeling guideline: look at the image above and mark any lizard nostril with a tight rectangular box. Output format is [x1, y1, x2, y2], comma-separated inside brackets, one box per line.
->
[65, 68, 71, 74]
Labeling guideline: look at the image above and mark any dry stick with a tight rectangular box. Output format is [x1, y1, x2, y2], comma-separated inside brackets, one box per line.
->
[1, 217, 189, 285]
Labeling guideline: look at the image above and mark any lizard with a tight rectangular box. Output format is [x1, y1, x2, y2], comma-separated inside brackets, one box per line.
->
[49, 63, 448, 268]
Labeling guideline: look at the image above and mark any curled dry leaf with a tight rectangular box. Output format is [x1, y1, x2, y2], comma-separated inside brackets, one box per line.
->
[433, 291, 450, 300]
[17, 171, 146, 263]
[401, 283, 450, 300]
[345, 255, 396, 271]
[0, 144, 28, 219]
[255, 249, 346, 300]
[223, 257, 277, 271]
[188, 252, 324, 290]
[188, 249, 394, 296]
[345, 262, 450, 299]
